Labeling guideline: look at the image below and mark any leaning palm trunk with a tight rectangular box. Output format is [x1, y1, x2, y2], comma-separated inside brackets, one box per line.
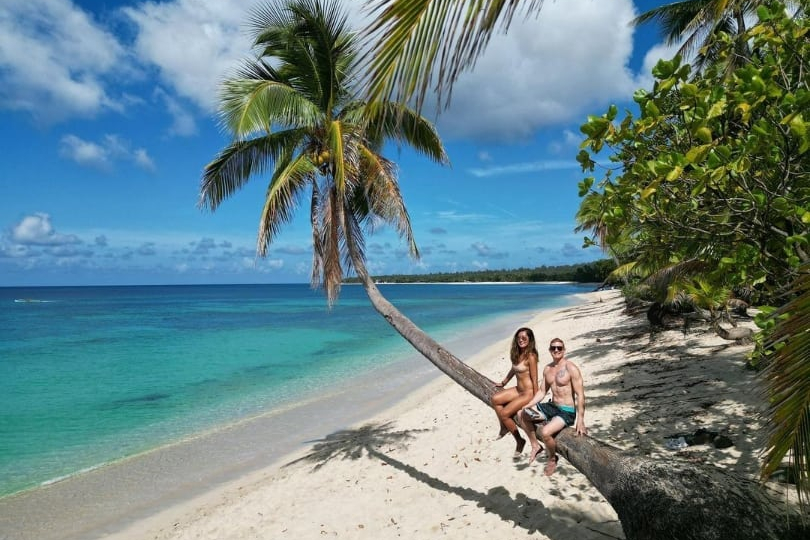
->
[554, 432, 805, 540]
[347, 246, 495, 403]
[347, 236, 804, 539]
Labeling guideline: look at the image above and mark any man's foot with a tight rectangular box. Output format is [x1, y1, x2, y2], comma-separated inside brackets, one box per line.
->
[514, 436, 526, 456]
[528, 444, 544, 464]
[544, 456, 558, 476]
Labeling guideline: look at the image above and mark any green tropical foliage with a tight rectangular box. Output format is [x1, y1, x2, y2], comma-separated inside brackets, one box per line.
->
[200, 0, 447, 304]
[576, 0, 810, 504]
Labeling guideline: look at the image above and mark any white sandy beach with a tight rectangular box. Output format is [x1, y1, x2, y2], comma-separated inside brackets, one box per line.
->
[97, 290, 768, 540]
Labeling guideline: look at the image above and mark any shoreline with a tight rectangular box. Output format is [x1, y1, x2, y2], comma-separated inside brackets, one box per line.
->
[5, 290, 773, 539]
[0, 293, 581, 540]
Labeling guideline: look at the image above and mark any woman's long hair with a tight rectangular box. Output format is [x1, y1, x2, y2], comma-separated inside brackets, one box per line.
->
[510, 327, 538, 363]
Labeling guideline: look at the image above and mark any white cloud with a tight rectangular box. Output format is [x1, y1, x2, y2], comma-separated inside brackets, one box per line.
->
[10, 213, 81, 246]
[123, 0, 260, 112]
[435, 0, 642, 140]
[133, 149, 156, 172]
[59, 134, 155, 171]
[468, 159, 581, 178]
[0, 0, 127, 121]
[154, 87, 198, 136]
[59, 135, 109, 168]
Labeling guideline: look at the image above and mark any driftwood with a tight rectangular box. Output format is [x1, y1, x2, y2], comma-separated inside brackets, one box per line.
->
[648, 303, 754, 342]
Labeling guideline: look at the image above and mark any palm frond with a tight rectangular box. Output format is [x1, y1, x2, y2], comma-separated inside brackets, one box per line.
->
[761, 266, 810, 508]
[341, 199, 366, 281]
[219, 73, 322, 137]
[256, 152, 317, 256]
[355, 145, 419, 258]
[248, 0, 358, 115]
[609, 261, 643, 281]
[200, 130, 306, 211]
[681, 276, 731, 311]
[327, 119, 347, 193]
[575, 191, 609, 249]
[361, 0, 545, 112]
[644, 258, 709, 302]
[310, 183, 325, 290]
[358, 100, 449, 164]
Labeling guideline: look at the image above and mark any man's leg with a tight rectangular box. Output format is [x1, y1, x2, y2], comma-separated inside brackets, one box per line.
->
[519, 410, 545, 464]
[540, 417, 567, 476]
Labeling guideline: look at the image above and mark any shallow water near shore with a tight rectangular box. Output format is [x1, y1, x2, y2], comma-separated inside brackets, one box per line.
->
[1, 282, 591, 501]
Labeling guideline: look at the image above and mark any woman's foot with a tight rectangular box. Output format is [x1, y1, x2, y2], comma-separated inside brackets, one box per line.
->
[496, 424, 509, 440]
[514, 436, 526, 456]
[528, 444, 544, 464]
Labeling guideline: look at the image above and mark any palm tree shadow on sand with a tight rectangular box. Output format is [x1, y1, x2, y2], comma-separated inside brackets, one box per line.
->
[285, 422, 623, 539]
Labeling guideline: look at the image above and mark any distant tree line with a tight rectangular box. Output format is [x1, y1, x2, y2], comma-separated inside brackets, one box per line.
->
[345, 259, 616, 284]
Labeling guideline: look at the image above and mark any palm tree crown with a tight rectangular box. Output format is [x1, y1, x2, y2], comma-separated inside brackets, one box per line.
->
[632, 0, 801, 73]
[200, 0, 448, 303]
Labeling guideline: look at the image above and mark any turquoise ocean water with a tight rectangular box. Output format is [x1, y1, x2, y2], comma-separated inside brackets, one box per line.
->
[0, 282, 591, 499]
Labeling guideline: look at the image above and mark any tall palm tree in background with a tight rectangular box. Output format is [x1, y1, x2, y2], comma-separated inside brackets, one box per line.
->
[200, 0, 494, 402]
[631, 0, 778, 74]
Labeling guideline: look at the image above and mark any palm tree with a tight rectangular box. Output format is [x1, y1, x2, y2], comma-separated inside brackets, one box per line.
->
[632, 0, 761, 74]
[200, 0, 493, 402]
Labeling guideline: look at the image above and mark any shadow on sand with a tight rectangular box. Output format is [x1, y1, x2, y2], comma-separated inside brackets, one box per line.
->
[285, 422, 623, 539]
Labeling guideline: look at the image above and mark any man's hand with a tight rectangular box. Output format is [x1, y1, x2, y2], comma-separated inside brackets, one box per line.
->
[575, 420, 587, 436]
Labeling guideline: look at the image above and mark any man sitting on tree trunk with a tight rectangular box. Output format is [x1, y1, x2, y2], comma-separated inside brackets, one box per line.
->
[519, 337, 587, 476]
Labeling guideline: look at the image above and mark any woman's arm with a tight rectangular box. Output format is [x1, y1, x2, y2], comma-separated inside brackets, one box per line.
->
[495, 367, 514, 387]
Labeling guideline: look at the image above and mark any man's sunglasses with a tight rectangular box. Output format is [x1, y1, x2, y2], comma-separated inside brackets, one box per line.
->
[549, 345, 564, 352]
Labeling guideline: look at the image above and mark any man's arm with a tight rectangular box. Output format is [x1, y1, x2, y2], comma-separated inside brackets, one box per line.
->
[570, 362, 587, 436]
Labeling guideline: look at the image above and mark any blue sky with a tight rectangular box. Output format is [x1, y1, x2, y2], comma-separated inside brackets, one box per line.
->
[0, 0, 675, 286]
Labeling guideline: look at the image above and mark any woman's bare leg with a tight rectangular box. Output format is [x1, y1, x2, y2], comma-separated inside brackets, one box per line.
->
[497, 395, 532, 454]
[491, 388, 519, 439]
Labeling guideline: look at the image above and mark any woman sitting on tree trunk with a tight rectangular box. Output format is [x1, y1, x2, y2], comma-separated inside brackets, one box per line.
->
[492, 327, 539, 455]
